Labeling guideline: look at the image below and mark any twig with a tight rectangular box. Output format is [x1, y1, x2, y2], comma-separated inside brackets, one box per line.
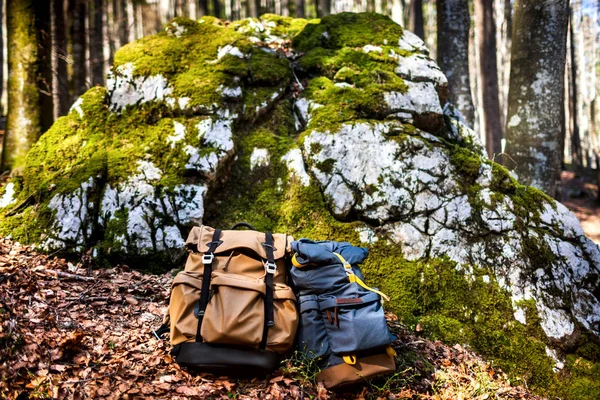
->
[35, 269, 95, 282]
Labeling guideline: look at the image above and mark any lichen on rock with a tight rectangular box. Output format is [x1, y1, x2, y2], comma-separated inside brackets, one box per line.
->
[0, 12, 599, 398]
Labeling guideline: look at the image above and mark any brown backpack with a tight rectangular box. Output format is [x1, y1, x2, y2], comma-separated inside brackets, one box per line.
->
[155, 223, 298, 374]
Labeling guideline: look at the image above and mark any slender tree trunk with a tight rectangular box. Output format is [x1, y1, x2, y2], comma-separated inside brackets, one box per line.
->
[409, 0, 424, 39]
[295, 0, 305, 17]
[569, 8, 582, 168]
[390, 0, 403, 25]
[198, 0, 209, 16]
[212, 0, 221, 18]
[436, 0, 475, 126]
[36, 0, 53, 133]
[504, 0, 569, 197]
[118, 0, 128, 47]
[88, 0, 104, 86]
[70, 0, 87, 98]
[317, 0, 331, 17]
[2, 0, 43, 171]
[52, 0, 69, 119]
[248, 0, 259, 17]
[281, 0, 289, 16]
[475, 0, 502, 158]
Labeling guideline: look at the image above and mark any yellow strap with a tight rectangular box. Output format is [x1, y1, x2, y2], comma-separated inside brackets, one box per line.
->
[343, 355, 357, 365]
[333, 253, 390, 302]
[291, 253, 306, 268]
[386, 346, 397, 358]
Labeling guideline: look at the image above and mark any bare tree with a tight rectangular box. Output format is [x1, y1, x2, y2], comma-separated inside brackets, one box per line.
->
[52, 0, 70, 119]
[569, 5, 582, 168]
[475, 0, 502, 158]
[3, 0, 45, 171]
[409, 0, 424, 39]
[295, 0, 305, 17]
[70, 0, 87, 98]
[436, 0, 474, 126]
[504, 0, 569, 197]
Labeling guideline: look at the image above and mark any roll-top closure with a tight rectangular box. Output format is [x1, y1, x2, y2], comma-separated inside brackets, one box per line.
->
[186, 225, 292, 260]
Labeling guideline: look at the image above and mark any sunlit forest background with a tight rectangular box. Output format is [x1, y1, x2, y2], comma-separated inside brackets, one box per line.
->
[0, 0, 598, 200]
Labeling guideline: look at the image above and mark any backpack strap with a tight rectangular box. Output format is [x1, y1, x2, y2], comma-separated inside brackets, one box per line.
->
[260, 231, 276, 350]
[195, 228, 223, 342]
[333, 252, 390, 302]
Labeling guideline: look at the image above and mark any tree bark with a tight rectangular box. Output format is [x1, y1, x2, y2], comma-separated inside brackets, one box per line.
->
[436, 0, 475, 127]
[117, 0, 128, 47]
[52, 0, 70, 119]
[248, 0, 260, 18]
[390, 0, 403, 25]
[504, 0, 569, 198]
[475, 0, 502, 158]
[409, 0, 424, 40]
[2, 0, 43, 171]
[198, 0, 209, 16]
[212, 0, 221, 18]
[295, 0, 305, 18]
[70, 0, 87, 98]
[88, 0, 104, 86]
[36, 0, 54, 133]
[569, 8, 582, 168]
[317, 0, 331, 17]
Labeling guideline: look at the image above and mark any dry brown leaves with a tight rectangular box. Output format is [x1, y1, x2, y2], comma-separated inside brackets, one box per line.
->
[0, 238, 544, 399]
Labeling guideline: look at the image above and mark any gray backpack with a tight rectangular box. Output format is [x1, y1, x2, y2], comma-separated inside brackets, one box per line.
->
[289, 239, 397, 389]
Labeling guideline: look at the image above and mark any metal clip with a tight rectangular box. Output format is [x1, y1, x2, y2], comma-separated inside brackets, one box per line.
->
[265, 261, 277, 274]
[202, 253, 214, 264]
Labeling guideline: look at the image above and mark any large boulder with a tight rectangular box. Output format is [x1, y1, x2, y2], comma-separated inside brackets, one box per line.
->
[0, 13, 598, 398]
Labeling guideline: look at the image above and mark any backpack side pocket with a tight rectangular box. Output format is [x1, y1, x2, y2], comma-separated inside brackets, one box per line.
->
[170, 271, 204, 345]
[297, 294, 331, 358]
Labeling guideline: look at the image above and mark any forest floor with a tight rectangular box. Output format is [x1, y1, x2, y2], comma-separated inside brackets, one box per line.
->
[0, 238, 545, 400]
[561, 170, 600, 244]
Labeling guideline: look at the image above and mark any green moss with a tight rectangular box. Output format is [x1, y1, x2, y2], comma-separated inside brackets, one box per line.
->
[449, 146, 482, 187]
[490, 163, 518, 194]
[249, 48, 290, 85]
[293, 12, 403, 52]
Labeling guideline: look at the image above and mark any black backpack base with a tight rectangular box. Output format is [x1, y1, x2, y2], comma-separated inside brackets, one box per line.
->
[171, 342, 280, 376]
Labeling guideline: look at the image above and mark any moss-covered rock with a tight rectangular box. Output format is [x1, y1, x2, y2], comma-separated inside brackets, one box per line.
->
[0, 12, 599, 398]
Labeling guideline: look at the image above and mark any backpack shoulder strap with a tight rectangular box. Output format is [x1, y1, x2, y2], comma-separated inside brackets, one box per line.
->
[260, 231, 276, 350]
[195, 228, 223, 342]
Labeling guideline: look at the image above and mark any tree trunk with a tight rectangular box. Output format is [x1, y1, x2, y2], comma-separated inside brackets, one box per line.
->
[504, 0, 569, 198]
[36, 0, 54, 133]
[248, 0, 259, 17]
[295, 0, 305, 18]
[117, 0, 128, 47]
[569, 8, 582, 168]
[198, 0, 209, 16]
[436, 0, 474, 127]
[317, 0, 331, 17]
[52, 0, 70, 119]
[70, 0, 87, 98]
[409, 0, 424, 39]
[475, 0, 502, 159]
[390, 0, 403, 25]
[88, 0, 104, 87]
[2, 0, 43, 171]
[212, 0, 221, 18]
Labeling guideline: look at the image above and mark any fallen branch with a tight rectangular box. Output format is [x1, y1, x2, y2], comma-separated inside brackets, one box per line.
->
[36, 269, 95, 282]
